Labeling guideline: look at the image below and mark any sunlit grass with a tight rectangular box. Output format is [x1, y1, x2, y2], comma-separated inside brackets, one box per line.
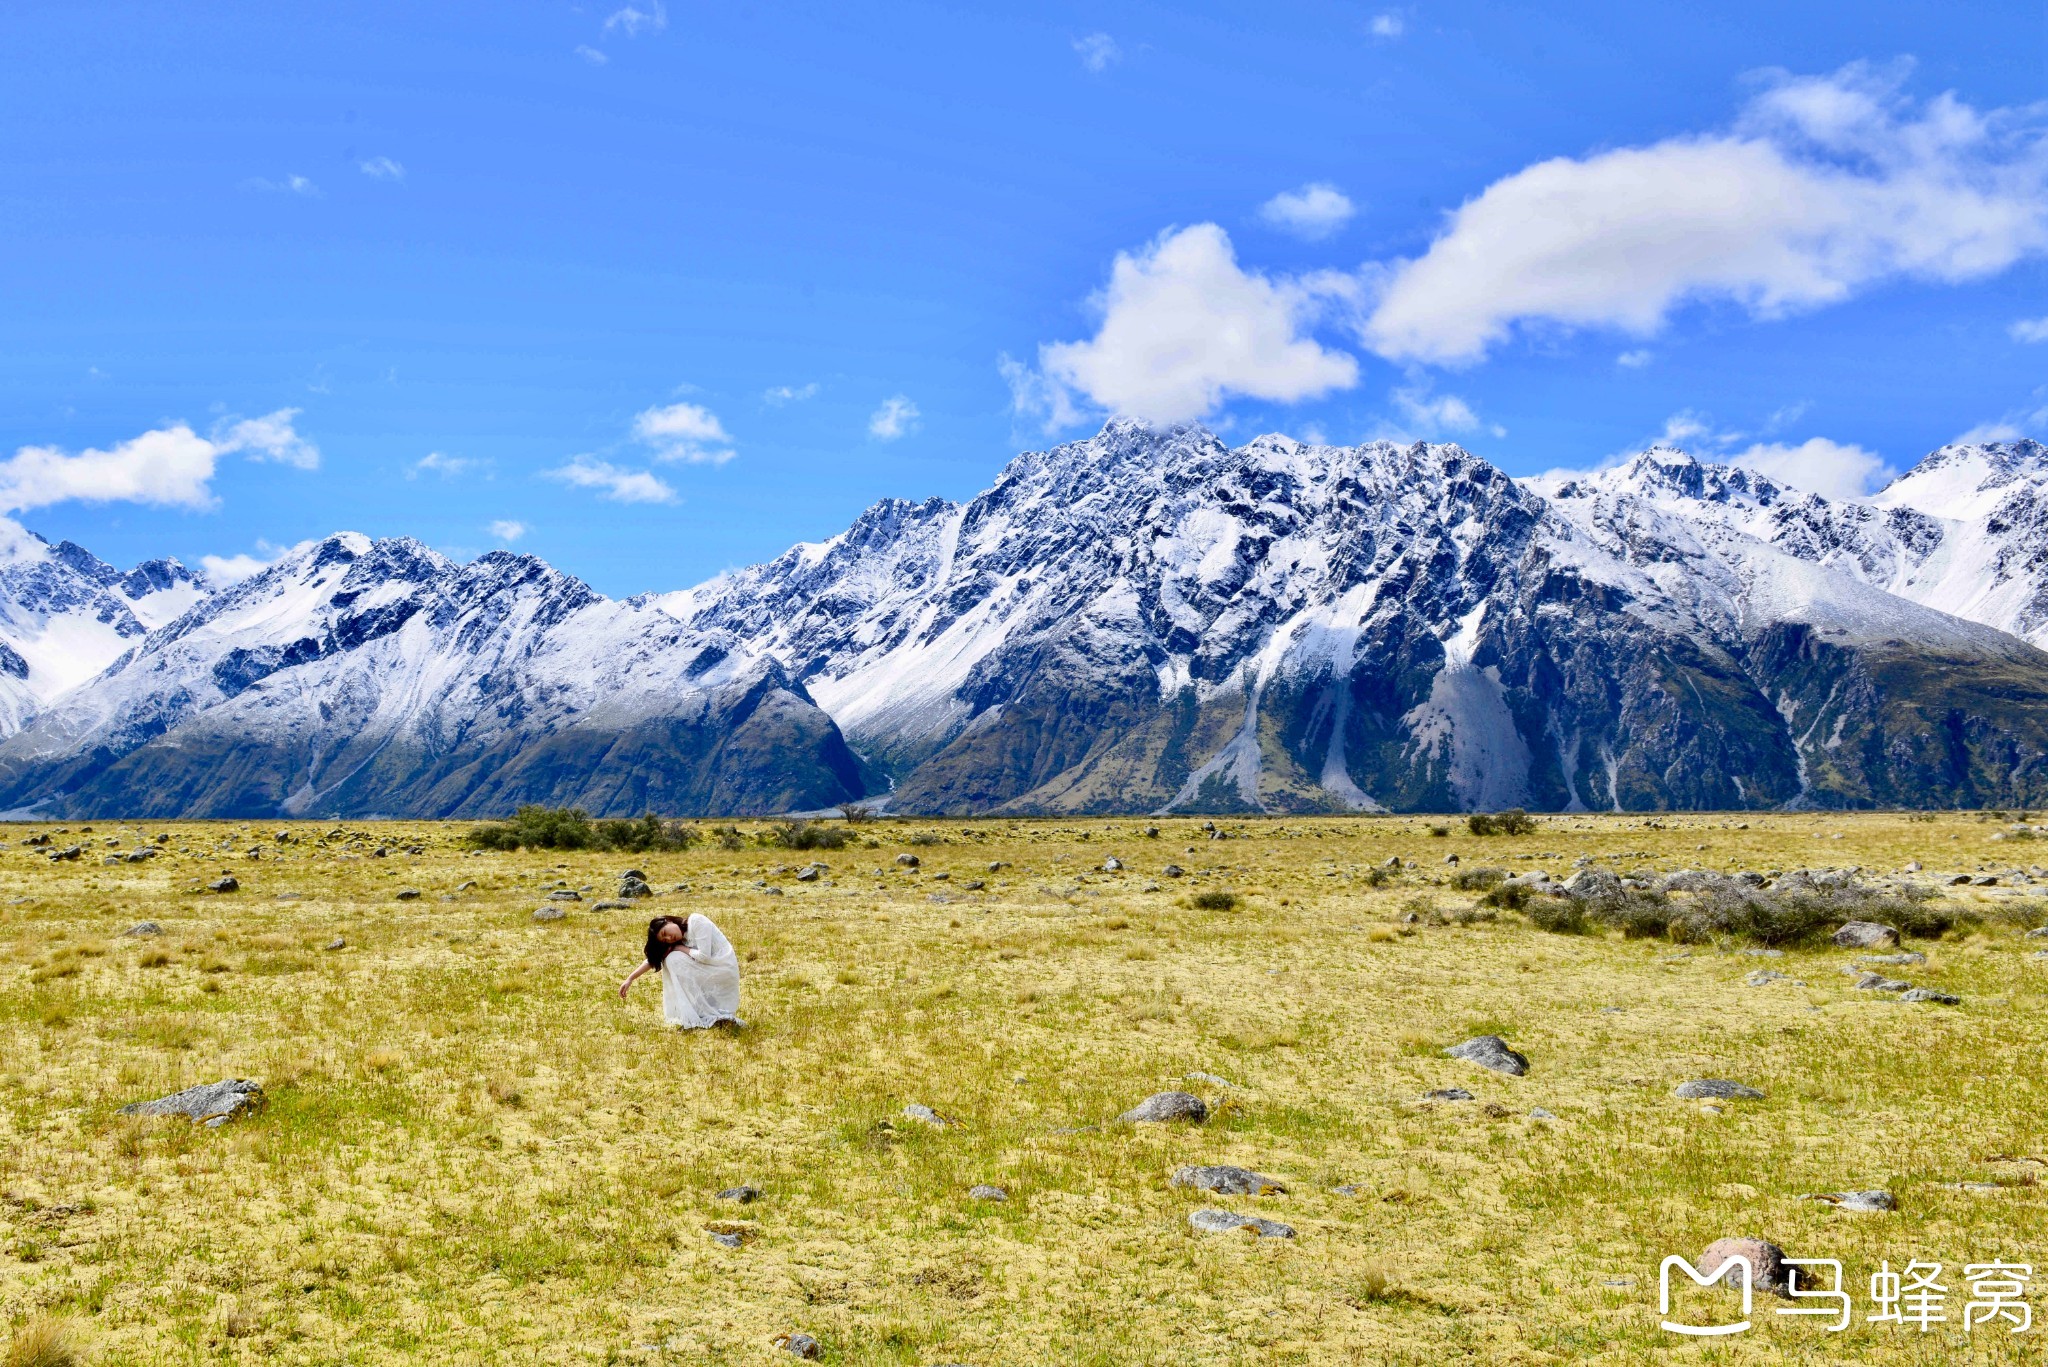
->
[0, 811, 2044, 1362]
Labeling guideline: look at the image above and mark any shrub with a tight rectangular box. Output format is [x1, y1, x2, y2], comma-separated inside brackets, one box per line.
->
[1479, 882, 1533, 912]
[1188, 890, 1239, 912]
[839, 803, 876, 824]
[1427, 825, 1451, 837]
[767, 820, 852, 851]
[1465, 813, 1496, 836]
[465, 807, 697, 853]
[1450, 867, 1506, 892]
[5, 1316, 80, 1367]
[709, 825, 748, 852]
[1523, 897, 1589, 933]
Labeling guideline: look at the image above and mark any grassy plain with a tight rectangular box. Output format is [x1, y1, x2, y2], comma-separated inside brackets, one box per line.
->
[4, 811, 2048, 1365]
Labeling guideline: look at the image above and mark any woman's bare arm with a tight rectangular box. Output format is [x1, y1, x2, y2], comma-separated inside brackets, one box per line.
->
[618, 962, 654, 1000]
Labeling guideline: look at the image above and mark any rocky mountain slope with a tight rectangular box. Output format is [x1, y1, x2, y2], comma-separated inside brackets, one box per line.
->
[1, 425, 2046, 817]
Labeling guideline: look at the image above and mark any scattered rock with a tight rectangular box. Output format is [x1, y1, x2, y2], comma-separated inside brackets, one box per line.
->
[121, 921, 163, 937]
[324, 938, 345, 951]
[1162, 864, 1185, 878]
[48, 845, 82, 862]
[1170, 1165, 1286, 1196]
[533, 906, 566, 921]
[1562, 867, 1621, 899]
[594, 901, 633, 911]
[1950, 874, 1972, 885]
[708, 1231, 744, 1249]
[987, 861, 1009, 872]
[1745, 970, 1790, 987]
[1696, 1236, 1791, 1293]
[763, 886, 785, 896]
[547, 889, 581, 901]
[1674, 1079, 1765, 1100]
[1333, 1183, 1361, 1196]
[1529, 1106, 1557, 1120]
[120, 1079, 264, 1124]
[1189, 1209, 1295, 1238]
[1103, 857, 1122, 872]
[2030, 926, 2048, 938]
[1903, 860, 1922, 873]
[1832, 920, 1899, 949]
[1901, 987, 1961, 1005]
[716, 1185, 760, 1204]
[1445, 1035, 1529, 1076]
[396, 888, 421, 901]
[206, 875, 239, 893]
[903, 1103, 954, 1126]
[1854, 973, 1911, 993]
[1855, 951, 1927, 965]
[794, 865, 822, 882]
[962, 879, 986, 891]
[1740, 947, 1785, 958]
[1805, 1190, 1896, 1212]
[895, 854, 920, 868]
[774, 1332, 824, 1360]
[968, 1184, 1008, 1201]
[1118, 1091, 1207, 1124]
[1183, 1071, 1235, 1088]
[1422, 1088, 1475, 1102]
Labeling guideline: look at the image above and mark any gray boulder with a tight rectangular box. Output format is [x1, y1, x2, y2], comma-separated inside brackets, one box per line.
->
[1804, 1190, 1896, 1212]
[396, 888, 421, 901]
[1901, 987, 1960, 1004]
[903, 1103, 954, 1126]
[1855, 951, 1926, 965]
[1832, 920, 1899, 949]
[1445, 1035, 1529, 1076]
[968, 1184, 1008, 1201]
[1854, 973, 1910, 992]
[1696, 1236, 1790, 1293]
[206, 875, 239, 893]
[895, 853, 920, 868]
[1674, 1079, 1765, 1100]
[533, 906, 566, 921]
[716, 1185, 760, 1204]
[1170, 1165, 1286, 1196]
[121, 921, 163, 937]
[1119, 1091, 1207, 1124]
[1189, 1209, 1294, 1238]
[776, 1333, 823, 1360]
[120, 1079, 264, 1124]
[1562, 867, 1621, 899]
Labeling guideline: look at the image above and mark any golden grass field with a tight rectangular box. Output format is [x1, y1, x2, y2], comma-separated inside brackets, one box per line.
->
[5, 810, 2048, 1365]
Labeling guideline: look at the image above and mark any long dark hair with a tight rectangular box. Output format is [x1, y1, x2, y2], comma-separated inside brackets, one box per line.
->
[644, 915, 690, 970]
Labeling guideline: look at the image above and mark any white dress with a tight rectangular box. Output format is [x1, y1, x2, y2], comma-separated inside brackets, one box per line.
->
[660, 914, 742, 1028]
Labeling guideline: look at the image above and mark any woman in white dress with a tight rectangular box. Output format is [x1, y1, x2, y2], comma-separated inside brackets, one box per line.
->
[618, 913, 743, 1028]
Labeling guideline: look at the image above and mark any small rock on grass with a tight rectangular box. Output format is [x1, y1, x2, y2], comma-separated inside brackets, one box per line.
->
[1674, 1079, 1765, 1100]
[1422, 1088, 1475, 1102]
[716, 1185, 760, 1204]
[324, 938, 346, 951]
[1445, 1035, 1529, 1076]
[1184, 1071, 1235, 1088]
[1696, 1236, 1791, 1293]
[395, 888, 421, 901]
[1854, 973, 1910, 992]
[1171, 1165, 1286, 1196]
[120, 1079, 264, 1124]
[774, 1332, 824, 1359]
[1528, 1107, 1558, 1120]
[1745, 969, 1790, 986]
[1832, 920, 1899, 949]
[968, 1184, 1008, 1201]
[1119, 1091, 1206, 1124]
[532, 906, 566, 922]
[207, 875, 239, 893]
[1804, 1190, 1896, 1212]
[709, 1230, 744, 1248]
[1901, 987, 1961, 1005]
[903, 1103, 955, 1126]
[121, 921, 163, 937]
[1856, 951, 1926, 965]
[1189, 1209, 1295, 1238]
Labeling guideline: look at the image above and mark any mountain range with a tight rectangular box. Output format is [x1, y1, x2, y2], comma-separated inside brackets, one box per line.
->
[2, 422, 2047, 818]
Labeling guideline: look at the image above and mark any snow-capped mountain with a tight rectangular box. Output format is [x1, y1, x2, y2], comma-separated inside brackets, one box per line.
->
[2, 422, 2047, 817]
[0, 525, 206, 736]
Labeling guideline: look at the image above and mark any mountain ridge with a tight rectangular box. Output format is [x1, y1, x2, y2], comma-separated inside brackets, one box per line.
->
[1, 423, 2046, 816]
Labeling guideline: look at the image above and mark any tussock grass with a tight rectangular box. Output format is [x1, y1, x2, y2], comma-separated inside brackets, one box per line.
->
[0, 812, 2043, 1362]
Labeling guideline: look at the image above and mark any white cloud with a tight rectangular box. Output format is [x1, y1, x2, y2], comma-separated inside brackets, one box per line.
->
[410, 451, 479, 479]
[1729, 436, 1893, 500]
[0, 409, 316, 515]
[633, 401, 735, 464]
[1014, 223, 1360, 428]
[763, 382, 820, 405]
[215, 409, 319, 469]
[358, 156, 405, 180]
[545, 457, 676, 503]
[1391, 386, 1504, 439]
[247, 174, 320, 197]
[868, 395, 921, 441]
[488, 520, 529, 543]
[1258, 182, 1357, 240]
[1074, 32, 1120, 73]
[1363, 64, 2048, 364]
[604, 1, 666, 36]
[2012, 316, 2048, 343]
[1616, 349, 1654, 368]
[575, 44, 609, 64]
[1369, 12, 1405, 38]
[200, 549, 282, 587]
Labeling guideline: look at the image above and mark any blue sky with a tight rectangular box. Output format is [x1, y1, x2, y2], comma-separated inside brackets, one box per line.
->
[1, 1, 2044, 594]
